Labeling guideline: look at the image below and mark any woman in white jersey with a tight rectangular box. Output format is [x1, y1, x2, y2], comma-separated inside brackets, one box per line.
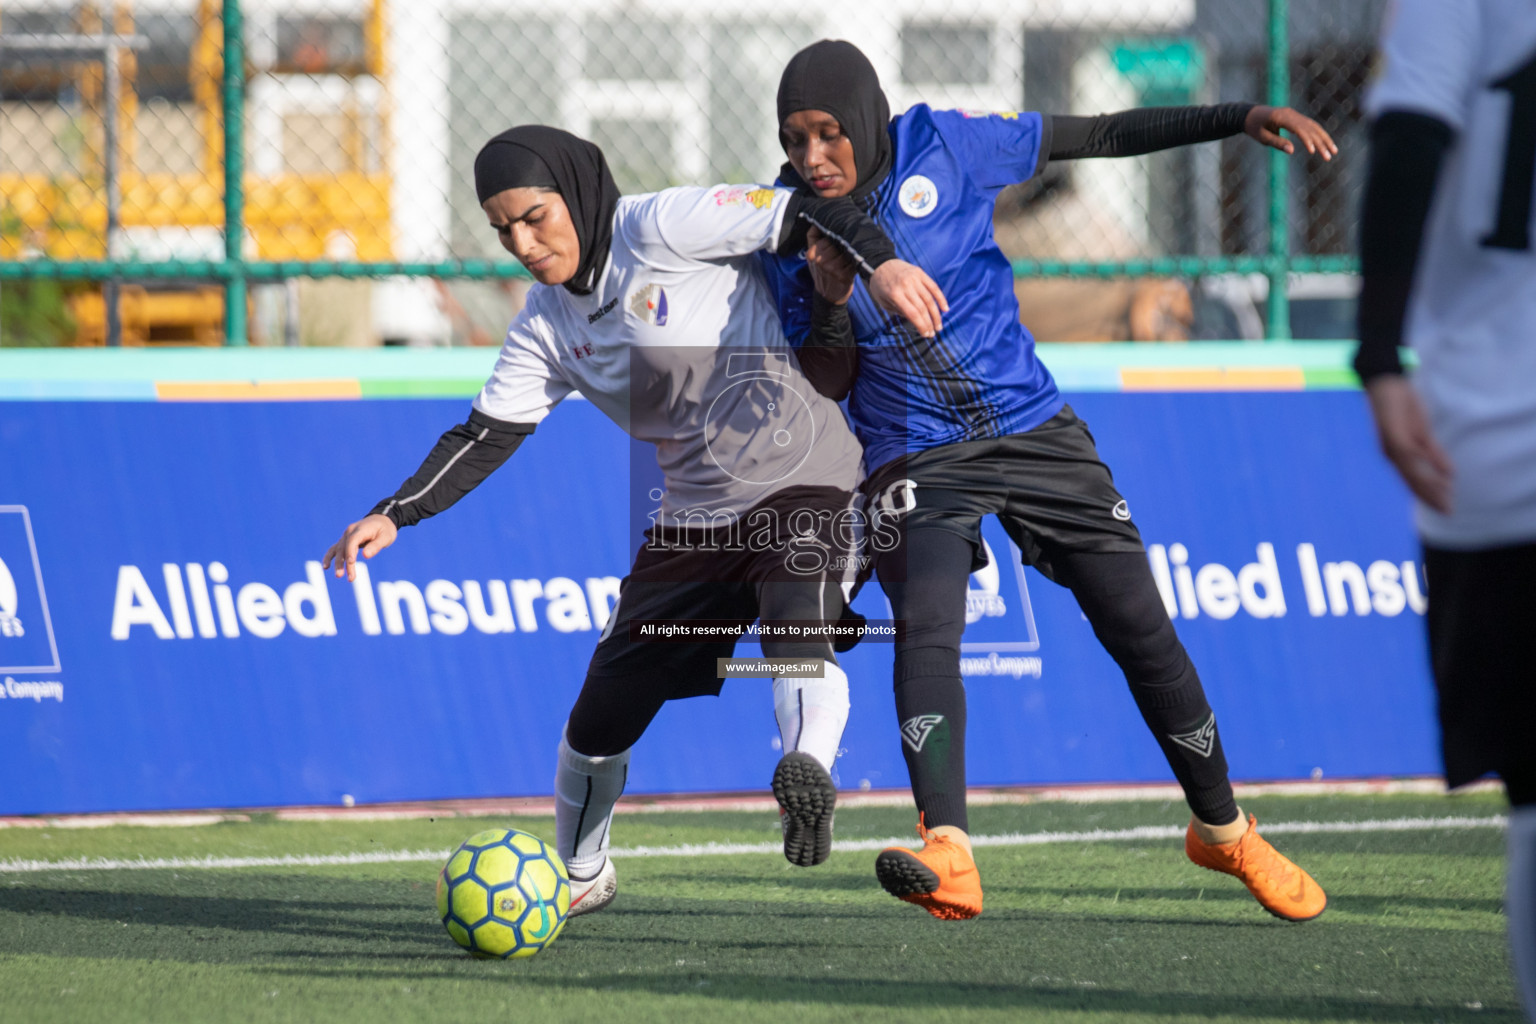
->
[1356, 1, 1536, 1015]
[321, 125, 947, 915]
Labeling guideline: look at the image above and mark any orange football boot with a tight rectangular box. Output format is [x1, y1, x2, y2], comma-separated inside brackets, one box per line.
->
[874, 817, 982, 920]
[1185, 813, 1327, 921]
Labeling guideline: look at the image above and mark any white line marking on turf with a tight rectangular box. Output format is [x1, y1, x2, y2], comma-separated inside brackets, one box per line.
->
[2, 779, 1502, 829]
[0, 815, 1505, 874]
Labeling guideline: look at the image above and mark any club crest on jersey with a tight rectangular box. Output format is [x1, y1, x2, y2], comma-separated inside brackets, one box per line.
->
[898, 175, 939, 218]
[628, 283, 669, 326]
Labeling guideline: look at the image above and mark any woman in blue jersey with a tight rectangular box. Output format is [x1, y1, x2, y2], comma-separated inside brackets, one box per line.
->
[761, 40, 1338, 922]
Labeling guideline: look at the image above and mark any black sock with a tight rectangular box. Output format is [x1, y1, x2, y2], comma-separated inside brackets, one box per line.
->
[1137, 697, 1240, 827]
[1056, 550, 1239, 827]
[894, 648, 968, 831]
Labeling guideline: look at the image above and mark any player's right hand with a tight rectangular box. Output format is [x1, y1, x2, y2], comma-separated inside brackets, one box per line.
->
[1365, 374, 1454, 514]
[322, 513, 398, 582]
[868, 260, 949, 338]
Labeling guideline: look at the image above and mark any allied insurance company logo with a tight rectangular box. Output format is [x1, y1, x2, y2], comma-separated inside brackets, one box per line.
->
[871, 484, 1038, 658]
[0, 557, 18, 635]
[966, 539, 1009, 625]
[960, 533, 1040, 654]
[0, 506, 61, 673]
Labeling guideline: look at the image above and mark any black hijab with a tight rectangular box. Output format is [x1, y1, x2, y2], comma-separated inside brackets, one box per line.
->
[473, 125, 620, 296]
[776, 40, 894, 201]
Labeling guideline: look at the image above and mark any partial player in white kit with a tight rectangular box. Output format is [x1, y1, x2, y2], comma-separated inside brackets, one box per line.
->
[1356, 1, 1536, 1017]
[322, 126, 948, 915]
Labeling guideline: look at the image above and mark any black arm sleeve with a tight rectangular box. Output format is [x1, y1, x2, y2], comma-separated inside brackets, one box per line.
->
[778, 194, 898, 277]
[1354, 111, 1455, 383]
[1043, 103, 1254, 168]
[796, 294, 859, 401]
[369, 408, 535, 529]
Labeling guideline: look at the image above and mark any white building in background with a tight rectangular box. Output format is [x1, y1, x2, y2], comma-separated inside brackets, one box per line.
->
[384, 0, 1194, 263]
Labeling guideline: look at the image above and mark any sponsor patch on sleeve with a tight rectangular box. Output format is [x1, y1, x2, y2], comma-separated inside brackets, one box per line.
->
[711, 186, 778, 209]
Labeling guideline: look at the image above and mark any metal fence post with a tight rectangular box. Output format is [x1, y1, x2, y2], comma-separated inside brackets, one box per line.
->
[223, 0, 248, 346]
[1266, 0, 1292, 340]
[103, 39, 122, 347]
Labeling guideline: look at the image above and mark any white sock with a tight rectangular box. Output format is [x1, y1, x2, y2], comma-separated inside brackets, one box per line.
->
[773, 661, 850, 772]
[1508, 804, 1536, 1023]
[554, 728, 630, 880]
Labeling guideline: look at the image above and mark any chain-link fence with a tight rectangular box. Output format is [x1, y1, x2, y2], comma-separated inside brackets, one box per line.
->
[0, 0, 1382, 346]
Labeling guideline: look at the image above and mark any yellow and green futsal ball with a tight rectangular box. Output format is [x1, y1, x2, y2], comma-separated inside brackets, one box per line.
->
[436, 827, 571, 958]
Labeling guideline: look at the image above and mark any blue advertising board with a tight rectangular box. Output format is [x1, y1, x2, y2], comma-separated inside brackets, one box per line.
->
[0, 348, 1439, 815]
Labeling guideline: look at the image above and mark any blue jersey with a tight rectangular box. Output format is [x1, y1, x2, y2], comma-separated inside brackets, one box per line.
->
[761, 105, 1063, 474]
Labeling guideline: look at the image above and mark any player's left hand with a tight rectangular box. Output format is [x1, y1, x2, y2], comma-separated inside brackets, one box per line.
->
[1244, 106, 1338, 161]
[868, 260, 949, 338]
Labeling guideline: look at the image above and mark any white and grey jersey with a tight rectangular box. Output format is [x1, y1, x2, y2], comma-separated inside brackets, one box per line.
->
[473, 186, 866, 519]
[1368, 0, 1536, 547]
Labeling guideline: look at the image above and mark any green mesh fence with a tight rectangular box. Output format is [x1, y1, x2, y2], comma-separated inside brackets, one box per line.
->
[0, 0, 1377, 345]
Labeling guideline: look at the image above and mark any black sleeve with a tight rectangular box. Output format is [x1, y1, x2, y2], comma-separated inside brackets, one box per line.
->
[1043, 103, 1254, 166]
[1354, 111, 1455, 383]
[777, 194, 899, 277]
[369, 408, 535, 529]
[796, 294, 859, 401]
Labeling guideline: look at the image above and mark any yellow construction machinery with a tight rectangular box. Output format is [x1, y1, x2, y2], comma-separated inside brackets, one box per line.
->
[0, 0, 392, 343]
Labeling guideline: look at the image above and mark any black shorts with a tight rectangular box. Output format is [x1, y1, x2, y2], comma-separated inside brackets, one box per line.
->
[864, 405, 1145, 583]
[1424, 540, 1536, 794]
[584, 485, 855, 700]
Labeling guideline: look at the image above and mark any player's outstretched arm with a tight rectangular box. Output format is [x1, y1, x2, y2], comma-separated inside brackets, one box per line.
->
[322, 514, 399, 583]
[1044, 104, 1336, 165]
[321, 410, 535, 580]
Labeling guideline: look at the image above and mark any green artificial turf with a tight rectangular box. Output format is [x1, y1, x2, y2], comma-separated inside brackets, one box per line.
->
[0, 793, 1517, 1023]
